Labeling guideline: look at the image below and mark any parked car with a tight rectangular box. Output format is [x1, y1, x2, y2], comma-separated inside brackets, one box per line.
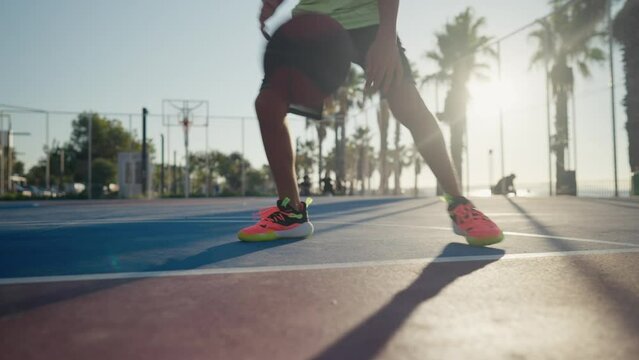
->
[28, 186, 44, 197]
[14, 184, 32, 197]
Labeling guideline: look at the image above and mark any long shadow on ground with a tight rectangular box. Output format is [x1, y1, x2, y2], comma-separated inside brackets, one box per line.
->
[0, 197, 417, 317]
[504, 197, 639, 336]
[313, 199, 441, 237]
[312, 243, 505, 360]
[0, 197, 411, 278]
[0, 239, 301, 317]
[574, 197, 639, 211]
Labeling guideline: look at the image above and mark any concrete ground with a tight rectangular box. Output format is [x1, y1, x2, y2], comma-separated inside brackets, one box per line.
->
[0, 196, 638, 359]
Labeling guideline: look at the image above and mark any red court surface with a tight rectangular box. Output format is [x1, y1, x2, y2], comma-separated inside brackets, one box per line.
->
[2, 253, 639, 359]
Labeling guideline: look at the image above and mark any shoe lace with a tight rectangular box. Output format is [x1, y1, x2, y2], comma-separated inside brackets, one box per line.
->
[455, 204, 489, 223]
[255, 206, 288, 224]
[253, 197, 310, 225]
[255, 206, 277, 219]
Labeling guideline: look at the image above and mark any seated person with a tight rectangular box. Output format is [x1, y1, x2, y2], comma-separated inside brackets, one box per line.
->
[492, 174, 517, 195]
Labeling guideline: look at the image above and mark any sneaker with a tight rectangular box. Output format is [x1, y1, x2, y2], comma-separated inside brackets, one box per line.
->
[446, 196, 504, 246]
[238, 197, 314, 242]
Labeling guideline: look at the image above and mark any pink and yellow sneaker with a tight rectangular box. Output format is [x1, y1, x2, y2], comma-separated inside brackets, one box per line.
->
[238, 198, 314, 242]
[446, 196, 504, 246]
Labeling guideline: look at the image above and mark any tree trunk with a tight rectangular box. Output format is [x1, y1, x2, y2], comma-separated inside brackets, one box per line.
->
[393, 118, 401, 195]
[414, 146, 421, 197]
[357, 145, 365, 195]
[378, 100, 390, 194]
[625, 52, 639, 173]
[340, 115, 346, 191]
[442, 82, 467, 190]
[450, 121, 464, 185]
[554, 88, 569, 177]
[318, 134, 323, 190]
[550, 58, 574, 194]
[334, 115, 346, 194]
[334, 117, 340, 191]
[614, 0, 639, 173]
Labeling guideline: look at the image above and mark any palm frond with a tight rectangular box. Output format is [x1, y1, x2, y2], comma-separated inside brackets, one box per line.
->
[585, 47, 606, 62]
[576, 61, 591, 77]
[424, 50, 443, 63]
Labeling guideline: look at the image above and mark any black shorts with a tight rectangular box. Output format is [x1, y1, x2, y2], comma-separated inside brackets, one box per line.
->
[261, 25, 414, 120]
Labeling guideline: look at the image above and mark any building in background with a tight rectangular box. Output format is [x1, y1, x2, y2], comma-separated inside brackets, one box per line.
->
[0, 129, 15, 194]
[117, 152, 152, 199]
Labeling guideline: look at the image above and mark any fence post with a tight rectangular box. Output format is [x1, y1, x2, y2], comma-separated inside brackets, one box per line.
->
[161, 134, 164, 197]
[142, 107, 148, 197]
[88, 114, 92, 200]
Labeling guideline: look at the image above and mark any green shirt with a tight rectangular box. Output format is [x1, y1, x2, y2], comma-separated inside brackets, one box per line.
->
[292, 0, 380, 30]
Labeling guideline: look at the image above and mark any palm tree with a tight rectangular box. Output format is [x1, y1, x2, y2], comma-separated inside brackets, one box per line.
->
[324, 146, 336, 178]
[352, 126, 372, 194]
[332, 66, 366, 193]
[613, 0, 639, 181]
[424, 7, 495, 190]
[295, 138, 316, 180]
[305, 118, 329, 190]
[377, 99, 391, 194]
[393, 117, 402, 194]
[390, 139, 412, 195]
[529, 0, 608, 194]
[412, 144, 423, 197]
[390, 61, 422, 195]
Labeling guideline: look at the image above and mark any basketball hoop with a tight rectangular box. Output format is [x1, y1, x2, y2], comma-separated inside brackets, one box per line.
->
[161, 99, 209, 199]
[181, 116, 191, 137]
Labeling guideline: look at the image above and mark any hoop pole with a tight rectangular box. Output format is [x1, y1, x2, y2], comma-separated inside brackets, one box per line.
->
[88, 114, 92, 200]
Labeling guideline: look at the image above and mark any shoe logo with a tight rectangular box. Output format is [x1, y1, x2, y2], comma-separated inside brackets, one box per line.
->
[287, 213, 303, 219]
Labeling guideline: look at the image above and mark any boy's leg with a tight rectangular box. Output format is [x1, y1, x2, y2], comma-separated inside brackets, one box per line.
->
[385, 79, 503, 246]
[384, 81, 462, 197]
[347, 26, 461, 197]
[237, 88, 314, 242]
[255, 88, 302, 210]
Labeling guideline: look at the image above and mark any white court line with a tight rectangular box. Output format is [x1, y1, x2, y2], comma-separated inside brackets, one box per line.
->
[0, 213, 553, 226]
[2, 247, 639, 286]
[483, 213, 557, 217]
[1, 218, 637, 248]
[0, 218, 255, 226]
[503, 231, 639, 248]
[315, 221, 639, 248]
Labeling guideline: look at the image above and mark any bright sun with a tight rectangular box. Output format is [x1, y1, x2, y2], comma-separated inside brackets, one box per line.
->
[467, 79, 508, 118]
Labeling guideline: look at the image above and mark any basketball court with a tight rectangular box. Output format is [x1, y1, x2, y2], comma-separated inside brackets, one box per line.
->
[1, 196, 638, 359]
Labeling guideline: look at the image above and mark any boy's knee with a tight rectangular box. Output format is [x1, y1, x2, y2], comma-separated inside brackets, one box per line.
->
[254, 92, 270, 114]
[255, 90, 288, 125]
[254, 94, 268, 116]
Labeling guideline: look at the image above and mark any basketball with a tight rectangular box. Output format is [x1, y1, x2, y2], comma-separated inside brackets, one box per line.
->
[263, 14, 353, 116]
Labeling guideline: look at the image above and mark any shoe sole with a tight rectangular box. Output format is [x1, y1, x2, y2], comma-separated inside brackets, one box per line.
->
[238, 222, 314, 242]
[453, 222, 504, 247]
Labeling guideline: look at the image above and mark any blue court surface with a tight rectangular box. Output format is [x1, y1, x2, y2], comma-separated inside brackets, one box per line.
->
[1, 196, 639, 359]
[1, 196, 638, 279]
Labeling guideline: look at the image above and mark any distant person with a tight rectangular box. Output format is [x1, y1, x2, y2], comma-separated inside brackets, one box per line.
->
[299, 175, 312, 196]
[237, 0, 504, 247]
[322, 176, 335, 196]
[492, 174, 517, 196]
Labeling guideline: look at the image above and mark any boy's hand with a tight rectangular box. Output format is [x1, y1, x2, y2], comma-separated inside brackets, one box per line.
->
[259, 0, 283, 39]
[365, 33, 404, 95]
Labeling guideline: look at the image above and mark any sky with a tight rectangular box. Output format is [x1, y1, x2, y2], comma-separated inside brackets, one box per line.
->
[0, 0, 631, 195]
